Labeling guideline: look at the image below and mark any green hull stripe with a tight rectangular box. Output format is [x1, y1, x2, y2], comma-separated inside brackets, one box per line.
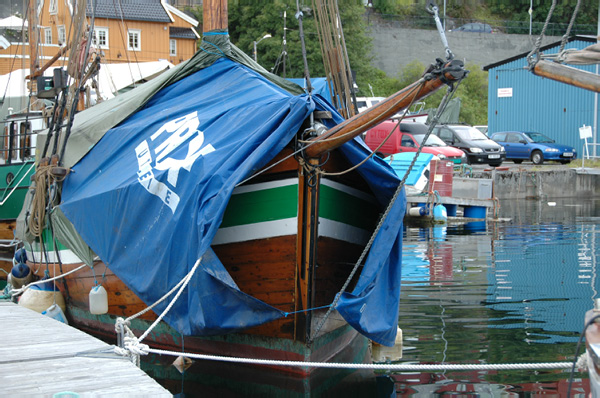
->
[214, 179, 378, 245]
[221, 178, 379, 231]
[220, 183, 298, 228]
[319, 184, 378, 231]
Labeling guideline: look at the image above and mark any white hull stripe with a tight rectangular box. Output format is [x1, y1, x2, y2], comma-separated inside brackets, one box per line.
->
[212, 217, 369, 246]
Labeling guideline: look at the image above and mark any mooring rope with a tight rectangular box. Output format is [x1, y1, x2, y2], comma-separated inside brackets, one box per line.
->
[10, 264, 87, 297]
[118, 344, 578, 372]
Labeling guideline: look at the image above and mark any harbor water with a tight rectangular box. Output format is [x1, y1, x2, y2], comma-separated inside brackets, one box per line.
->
[144, 197, 600, 397]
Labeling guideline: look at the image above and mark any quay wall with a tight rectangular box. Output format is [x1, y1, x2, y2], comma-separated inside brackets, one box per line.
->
[479, 169, 600, 200]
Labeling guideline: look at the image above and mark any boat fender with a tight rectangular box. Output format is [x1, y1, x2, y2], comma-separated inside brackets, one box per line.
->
[42, 303, 68, 324]
[10, 262, 32, 289]
[433, 204, 447, 222]
[14, 247, 27, 264]
[408, 206, 427, 217]
[19, 281, 66, 314]
[89, 285, 108, 315]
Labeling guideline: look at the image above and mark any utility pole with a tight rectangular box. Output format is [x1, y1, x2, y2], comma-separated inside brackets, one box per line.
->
[594, 0, 600, 157]
[283, 11, 287, 77]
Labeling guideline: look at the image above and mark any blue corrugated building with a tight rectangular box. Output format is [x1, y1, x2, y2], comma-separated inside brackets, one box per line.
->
[484, 36, 599, 157]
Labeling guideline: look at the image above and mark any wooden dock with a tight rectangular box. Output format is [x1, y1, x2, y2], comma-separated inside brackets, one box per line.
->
[0, 302, 171, 397]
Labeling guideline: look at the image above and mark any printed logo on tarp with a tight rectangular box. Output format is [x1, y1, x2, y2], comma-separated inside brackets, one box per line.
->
[135, 111, 215, 213]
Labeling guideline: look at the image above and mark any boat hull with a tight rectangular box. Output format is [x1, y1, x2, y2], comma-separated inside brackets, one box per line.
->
[21, 150, 388, 382]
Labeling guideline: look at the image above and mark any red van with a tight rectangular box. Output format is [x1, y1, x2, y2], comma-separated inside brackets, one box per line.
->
[364, 121, 466, 164]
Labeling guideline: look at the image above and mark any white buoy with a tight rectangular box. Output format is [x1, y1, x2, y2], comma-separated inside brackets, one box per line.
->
[42, 303, 69, 324]
[408, 206, 427, 216]
[89, 285, 108, 315]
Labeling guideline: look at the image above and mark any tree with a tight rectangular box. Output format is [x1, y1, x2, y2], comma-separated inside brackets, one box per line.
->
[186, 1, 373, 84]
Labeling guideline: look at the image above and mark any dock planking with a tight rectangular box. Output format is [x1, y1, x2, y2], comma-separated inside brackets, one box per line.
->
[0, 302, 171, 396]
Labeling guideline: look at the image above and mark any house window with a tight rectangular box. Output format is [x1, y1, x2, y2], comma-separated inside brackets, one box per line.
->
[169, 39, 176, 56]
[57, 25, 66, 45]
[49, 0, 57, 14]
[127, 29, 141, 51]
[93, 27, 109, 49]
[44, 28, 52, 44]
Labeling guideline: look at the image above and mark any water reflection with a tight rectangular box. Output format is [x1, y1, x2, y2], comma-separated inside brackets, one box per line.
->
[144, 198, 599, 396]
[395, 198, 600, 396]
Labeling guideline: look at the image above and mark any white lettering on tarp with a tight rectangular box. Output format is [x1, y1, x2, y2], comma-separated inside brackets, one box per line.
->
[134, 111, 216, 214]
[151, 112, 215, 187]
[135, 141, 180, 213]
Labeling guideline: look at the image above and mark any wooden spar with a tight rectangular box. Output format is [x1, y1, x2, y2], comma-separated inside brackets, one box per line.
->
[305, 59, 467, 158]
[532, 60, 600, 93]
[203, 0, 228, 32]
[26, 43, 71, 80]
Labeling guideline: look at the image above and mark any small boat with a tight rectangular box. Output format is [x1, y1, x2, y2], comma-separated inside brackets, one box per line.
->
[0, 110, 40, 279]
[13, 0, 467, 392]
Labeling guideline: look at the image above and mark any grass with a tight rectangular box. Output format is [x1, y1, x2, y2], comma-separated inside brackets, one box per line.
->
[569, 159, 600, 169]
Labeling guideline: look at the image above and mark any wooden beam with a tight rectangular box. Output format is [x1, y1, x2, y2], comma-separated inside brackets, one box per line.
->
[533, 60, 600, 93]
[26, 44, 71, 79]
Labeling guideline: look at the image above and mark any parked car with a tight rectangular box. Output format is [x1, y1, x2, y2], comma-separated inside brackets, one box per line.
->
[489, 131, 577, 165]
[450, 22, 494, 33]
[355, 97, 385, 113]
[364, 121, 467, 163]
[431, 124, 506, 166]
[474, 125, 488, 135]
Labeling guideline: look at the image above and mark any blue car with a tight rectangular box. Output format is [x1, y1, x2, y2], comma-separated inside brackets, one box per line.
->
[490, 131, 577, 165]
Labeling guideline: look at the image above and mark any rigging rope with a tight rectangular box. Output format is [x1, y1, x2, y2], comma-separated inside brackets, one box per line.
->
[309, 78, 464, 343]
[558, 0, 581, 55]
[526, 0, 557, 70]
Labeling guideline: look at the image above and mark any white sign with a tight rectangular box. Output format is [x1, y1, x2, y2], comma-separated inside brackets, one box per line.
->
[579, 124, 592, 139]
[497, 88, 513, 98]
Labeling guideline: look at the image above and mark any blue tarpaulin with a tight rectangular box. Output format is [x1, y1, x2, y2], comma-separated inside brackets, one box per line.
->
[60, 57, 404, 345]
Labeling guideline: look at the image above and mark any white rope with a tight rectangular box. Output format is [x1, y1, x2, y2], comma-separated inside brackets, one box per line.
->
[0, 238, 21, 248]
[10, 264, 87, 297]
[123, 257, 202, 324]
[114, 257, 203, 366]
[0, 162, 35, 206]
[140, 346, 577, 372]
[136, 257, 202, 343]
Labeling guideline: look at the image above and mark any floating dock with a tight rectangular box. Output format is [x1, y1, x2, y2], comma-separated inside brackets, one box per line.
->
[0, 302, 171, 397]
[406, 195, 495, 219]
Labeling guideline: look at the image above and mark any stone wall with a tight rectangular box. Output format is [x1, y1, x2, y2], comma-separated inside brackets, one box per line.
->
[366, 14, 562, 76]
[479, 169, 600, 199]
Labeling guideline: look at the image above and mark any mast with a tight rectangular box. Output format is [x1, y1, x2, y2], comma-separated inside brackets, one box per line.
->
[203, 0, 228, 32]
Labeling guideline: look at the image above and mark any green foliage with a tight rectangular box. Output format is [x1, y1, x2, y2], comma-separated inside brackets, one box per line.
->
[190, 0, 490, 127]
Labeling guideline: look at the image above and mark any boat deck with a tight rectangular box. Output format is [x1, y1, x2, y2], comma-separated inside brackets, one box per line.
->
[0, 301, 171, 397]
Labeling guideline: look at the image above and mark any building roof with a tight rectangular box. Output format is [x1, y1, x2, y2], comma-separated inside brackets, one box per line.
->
[163, 3, 198, 27]
[483, 35, 597, 71]
[169, 27, 196, 39]
[0, 16, 27, 29]
[86, 0, 172, 23]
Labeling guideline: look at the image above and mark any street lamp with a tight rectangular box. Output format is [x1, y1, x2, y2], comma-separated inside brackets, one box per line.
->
[253, 34, 272, 63]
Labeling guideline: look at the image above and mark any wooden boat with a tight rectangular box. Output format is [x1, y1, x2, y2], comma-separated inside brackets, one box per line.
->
[13, 0, 467, 392]
[0, 111, 41, 279]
